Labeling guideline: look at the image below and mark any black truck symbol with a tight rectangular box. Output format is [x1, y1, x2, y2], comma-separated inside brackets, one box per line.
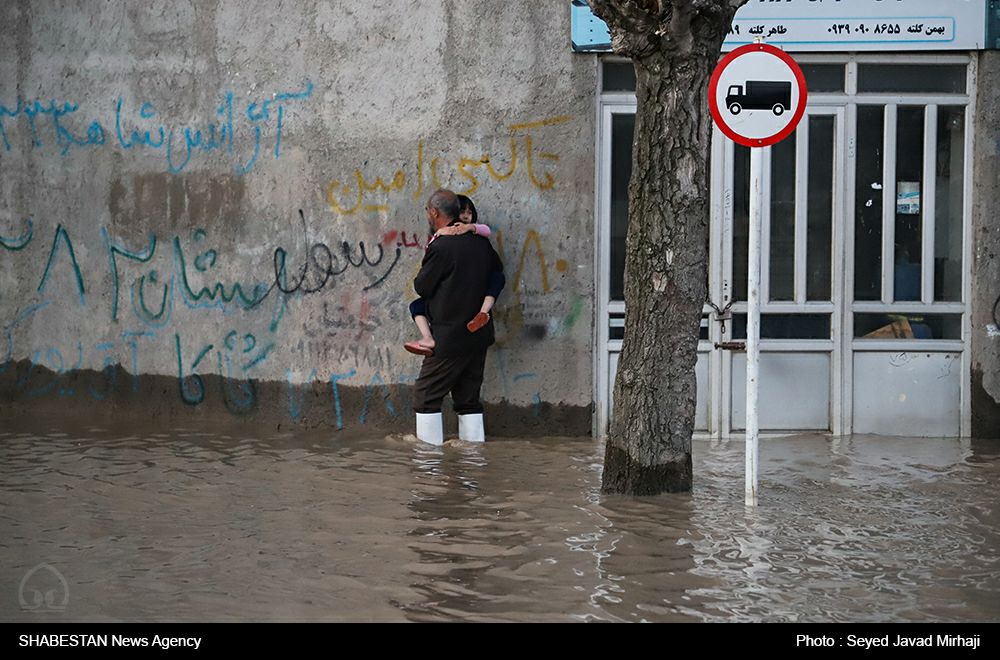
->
[726, 80, 791, 116]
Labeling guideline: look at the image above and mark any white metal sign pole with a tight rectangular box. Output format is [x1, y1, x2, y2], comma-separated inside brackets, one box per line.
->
[745, 146, 762, 507]
[709, 40, 805, 508]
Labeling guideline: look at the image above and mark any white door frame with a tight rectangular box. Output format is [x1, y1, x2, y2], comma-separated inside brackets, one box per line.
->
[593, 54, 974, 439]
[713, 106, 846, 436]
[594, 99, 635, 438]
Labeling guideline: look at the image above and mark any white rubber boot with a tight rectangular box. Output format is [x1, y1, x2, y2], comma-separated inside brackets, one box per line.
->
[458, 413, 485, 443]
[415, 412, 443, 446]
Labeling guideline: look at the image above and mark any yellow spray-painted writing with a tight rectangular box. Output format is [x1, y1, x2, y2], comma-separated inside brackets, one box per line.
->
[325, 115, 572, 217]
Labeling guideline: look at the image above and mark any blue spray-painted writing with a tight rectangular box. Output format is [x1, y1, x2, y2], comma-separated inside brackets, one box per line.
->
[0, 82, 313, 175]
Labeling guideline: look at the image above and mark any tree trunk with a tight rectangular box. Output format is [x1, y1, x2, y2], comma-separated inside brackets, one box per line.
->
[602, 52, 716, 494]
[587, 0, 745, 495]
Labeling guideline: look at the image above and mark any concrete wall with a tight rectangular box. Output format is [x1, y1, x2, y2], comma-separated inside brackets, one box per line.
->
[973, 50, 1000, 438]
[0, 1, 598, 435]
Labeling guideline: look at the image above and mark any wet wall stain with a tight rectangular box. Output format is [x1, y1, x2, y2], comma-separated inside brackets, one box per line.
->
[0, 360, 591, 438]
[972, 367, 1000, 439]
[109, 173, 247, 241]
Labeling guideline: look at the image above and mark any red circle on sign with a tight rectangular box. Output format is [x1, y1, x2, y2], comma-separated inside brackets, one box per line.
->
[708, 43, 808, 148]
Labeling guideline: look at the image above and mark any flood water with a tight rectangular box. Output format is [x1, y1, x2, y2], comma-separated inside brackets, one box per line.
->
[2, 418, 999, 622]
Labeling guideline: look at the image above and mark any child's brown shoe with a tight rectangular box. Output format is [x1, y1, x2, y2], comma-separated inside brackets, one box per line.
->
[467, 312, 490, 333]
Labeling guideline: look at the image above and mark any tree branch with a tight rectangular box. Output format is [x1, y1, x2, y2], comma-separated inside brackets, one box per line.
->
[587, 0, 657, 33]
[588, 0, 749, 59]
[588, 0, 661, 58]
[668, 0, 695, 52]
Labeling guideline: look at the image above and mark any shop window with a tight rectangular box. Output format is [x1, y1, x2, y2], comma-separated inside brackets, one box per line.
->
[854, 105, 884, 301]
[732, 314, 831, 340]
[858, 65, 966, 94]
[807, 116, 834, 301]
[603, 61, 636, 92]
[854, 313, 961, 340]
[769, 134, 796, 301]
[894, 106, 925, 301]
[802, 64, 845, 93]
[935, 107, 965, 302]
[610, 113, 634, 301]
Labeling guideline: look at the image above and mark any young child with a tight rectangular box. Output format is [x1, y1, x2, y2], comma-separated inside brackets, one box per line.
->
[404, 195, 505, 357]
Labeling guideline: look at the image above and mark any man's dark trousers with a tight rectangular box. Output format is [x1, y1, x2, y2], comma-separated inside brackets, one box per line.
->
[412, 350, 488, 414]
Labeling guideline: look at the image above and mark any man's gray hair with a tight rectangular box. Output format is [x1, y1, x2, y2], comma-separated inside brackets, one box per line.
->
[428, 189, 460, 222]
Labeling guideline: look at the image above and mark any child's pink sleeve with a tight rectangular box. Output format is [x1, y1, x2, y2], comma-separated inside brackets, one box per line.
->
[474, 224, 491, 238]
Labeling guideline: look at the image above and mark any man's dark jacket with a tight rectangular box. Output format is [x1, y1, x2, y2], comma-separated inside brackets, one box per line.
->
[414, 232, 504, 358]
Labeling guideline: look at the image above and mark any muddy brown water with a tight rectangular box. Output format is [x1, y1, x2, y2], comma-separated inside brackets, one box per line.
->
[2, 418, 998, 622]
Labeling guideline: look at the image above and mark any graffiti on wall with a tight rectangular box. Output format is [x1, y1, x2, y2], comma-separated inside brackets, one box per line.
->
[1, 209, 411, 422]
[262, 210, 401, 301]
[1, 210, 570, 423]
[326, 115, 573, 217]
[0, 83, 313, 174]
[1, 92, 581, 424]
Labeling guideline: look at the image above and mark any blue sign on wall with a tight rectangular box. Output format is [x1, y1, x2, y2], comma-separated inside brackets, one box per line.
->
[571, 0, 610, 52]
[572, 0, 992, 52]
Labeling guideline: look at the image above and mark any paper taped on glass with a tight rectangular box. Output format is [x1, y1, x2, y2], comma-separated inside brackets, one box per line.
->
[896, 181, 921, 215]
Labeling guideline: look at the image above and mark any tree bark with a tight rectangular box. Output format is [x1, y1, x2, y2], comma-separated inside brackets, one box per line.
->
[589, 0, 746, 494]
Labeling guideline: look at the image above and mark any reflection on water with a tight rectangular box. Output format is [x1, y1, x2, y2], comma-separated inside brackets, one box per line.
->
[1, 418, 998, 622]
